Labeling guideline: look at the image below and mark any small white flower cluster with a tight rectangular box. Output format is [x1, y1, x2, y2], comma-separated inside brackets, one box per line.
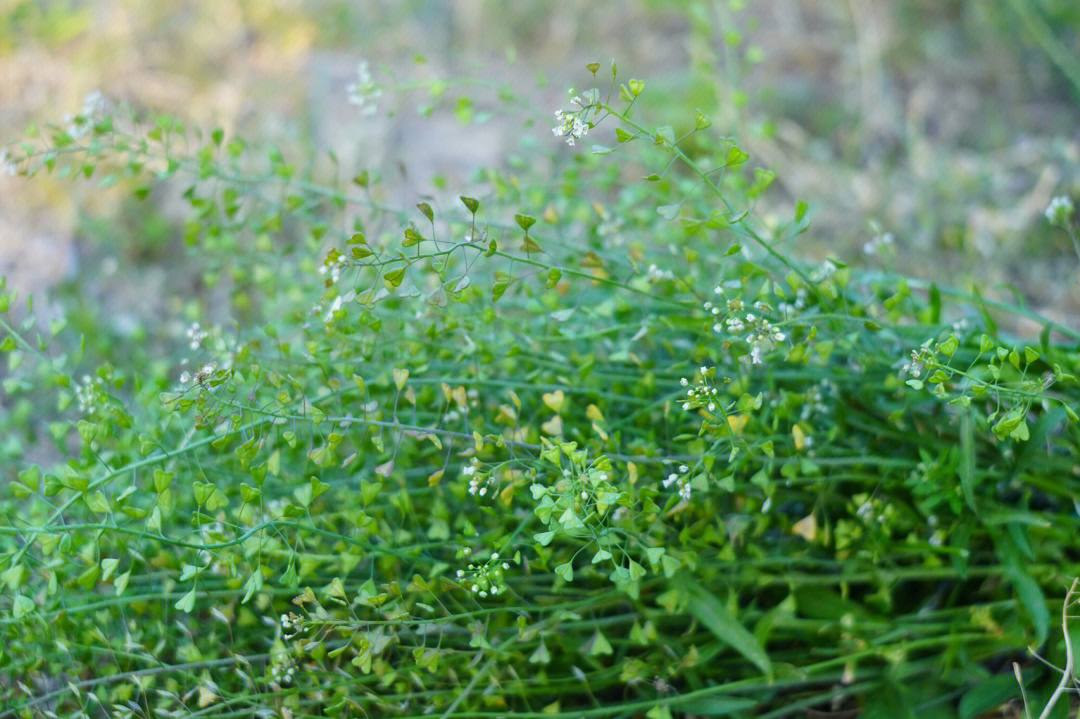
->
[75, 374, 103, 415]
[777, 288, 807, 317]
[552, 95, 592, 146]
[863, 231, 895, 256]
[717, 303, 786, 365]
[270, 652, 296, 685]
[680, 366, 720, 413]
[596, 211, 624, 243]
[1045, 195, 1075, 228]
[456, 551, 510, 599]
[662, 464, 692, 501]
[810, 259, 838, 282]
[798, 379, 838, 421]
[311, 289, 356, 327]
[463, 460, 490, 496]
[901, 343, 936, 379]
[646, 264, 674, 283]
[185, 322, 208, 350]
[180, 361, 218, 387]
[280, 612, 304, 639]
[319, 252, 349, 285]
[347, 60, 382, 116]
[64, 91, 108, 139]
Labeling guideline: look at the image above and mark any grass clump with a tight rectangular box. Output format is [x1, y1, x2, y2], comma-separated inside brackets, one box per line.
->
[1, 61, 1080, 718]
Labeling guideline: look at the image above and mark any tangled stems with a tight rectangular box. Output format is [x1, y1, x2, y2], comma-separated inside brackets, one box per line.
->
[2, 64, 1080, 719]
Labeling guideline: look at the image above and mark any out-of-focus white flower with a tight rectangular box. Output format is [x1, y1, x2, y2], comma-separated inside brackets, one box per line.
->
[347, 60, 383, 116]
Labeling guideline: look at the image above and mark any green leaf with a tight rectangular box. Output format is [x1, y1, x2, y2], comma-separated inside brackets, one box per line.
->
[794, 200, 808, 222]
[554, 562, 573, 582]
[534, 531, 555, 546]
[673, 695, 756, 715]
[101, 558, 119, 582]
[459, 196, 479, 214]
[403, 224, 424, 247]
[1010, 568, 1049, 642]
[515, 213, 536, 232]
[1064, 403, 1078, 423]
[583, 629, 612, 656]
[999, 537, 1049, 643]
[680, 578, 772, 678]
[726, 146, 750, 166]
[661, 554, 682, 578]
[12, 594, 35, 618]
[175, 587, 197, 613]
[959, 412, 977, 513]
[83, 491, 110, 515]
[654, 126, 675, 146]
[360, 481, 382, 505]
[529, 640, 551, 664]
[958, 673, 1020, 719]
[558, 506, 584, 530]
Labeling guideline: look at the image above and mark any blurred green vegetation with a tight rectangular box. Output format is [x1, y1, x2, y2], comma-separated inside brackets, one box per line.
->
[1, 0, 1078, 330]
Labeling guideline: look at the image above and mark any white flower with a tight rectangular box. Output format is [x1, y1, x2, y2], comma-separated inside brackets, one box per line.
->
[1046, 195, 1075, 228]
[552, 109, 589, 146]
[185, 321, 208, 350]
[324, 295, 344, 322]
[193, 362, 218, 385]
[347, 60, 383, 116]
[680, 377, 688, 386]
[863, 232, 895, 255]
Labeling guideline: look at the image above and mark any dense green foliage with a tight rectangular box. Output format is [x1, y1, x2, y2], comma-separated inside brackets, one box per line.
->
[2, 61, 1080, 718]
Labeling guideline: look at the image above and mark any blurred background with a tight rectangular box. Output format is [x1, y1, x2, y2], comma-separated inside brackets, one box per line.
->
[2, 0, 1079, 333]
